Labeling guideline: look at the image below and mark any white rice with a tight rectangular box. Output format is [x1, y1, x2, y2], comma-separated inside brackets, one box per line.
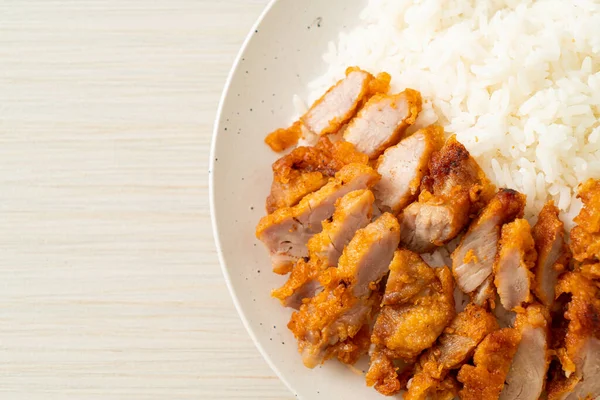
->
[300, 0, 600, 225]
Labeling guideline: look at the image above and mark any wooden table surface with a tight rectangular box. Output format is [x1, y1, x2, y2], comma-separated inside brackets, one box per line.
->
[1, 0, 292, 398]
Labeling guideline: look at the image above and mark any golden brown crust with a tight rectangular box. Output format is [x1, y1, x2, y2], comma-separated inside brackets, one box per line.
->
[301, 67, 390, 137]
[371, 260, 455, 362]
[426, 135, 496, 211]
[580, 262, 600, 281]
[493, 218, 537, 310]
[264, 120, 303, 152]
[365, 348, 405, 396]
[405, 304, 498, 400]
[266, 137, 368, 213]
[457, 328, 521, 400]
[571, 179, 600, 263]
[531, 201, 570, 305]
[325, 324, 372, 365]
[271, 258, 318, 305]
[382, 249, 437, 306]
[547, 272, 600, 400]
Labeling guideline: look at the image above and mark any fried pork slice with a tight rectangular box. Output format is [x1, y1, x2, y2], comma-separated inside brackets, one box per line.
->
[570, 178, 600, 263]
[400, 136, 495, 253]
[266, 136, 368, 213]
[264, 68, 390, 152]
[547, 272, 600, 400]
[494, 219, 537, 311]
[372, 125, 443, 213]
[288, 213, 400, 368]
[371, 251, 456, 360]
[499, 304, 550, 400]
[405, 304, 498, 400]
[531, 201, 569, 307]
[452, 189, 526, 294]
[256, 163, 380, 273]
[343, 89, 422, 159]
[366, 250, 455, 396]
[272, 190, 375, 308]
[457, 328, 521, 400]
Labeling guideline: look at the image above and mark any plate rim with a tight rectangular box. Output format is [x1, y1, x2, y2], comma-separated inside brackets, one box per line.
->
[208, 0, 297, 397]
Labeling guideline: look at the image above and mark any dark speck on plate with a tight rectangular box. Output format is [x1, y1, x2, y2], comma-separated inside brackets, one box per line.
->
[250, 108, 253, 112]
[250, 206, 254, 210]
[255, 29, 258, 33]
[253, 244, 256, 247]
[224, 127, 227, 131]
[282, 342, 285, 345]
[257, 270, 261, 273]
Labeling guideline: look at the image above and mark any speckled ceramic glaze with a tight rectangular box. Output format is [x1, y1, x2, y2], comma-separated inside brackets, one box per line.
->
[209, 0, 382, 399]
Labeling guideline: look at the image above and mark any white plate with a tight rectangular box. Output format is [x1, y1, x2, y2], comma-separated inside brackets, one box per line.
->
[208, 0, 388, 399]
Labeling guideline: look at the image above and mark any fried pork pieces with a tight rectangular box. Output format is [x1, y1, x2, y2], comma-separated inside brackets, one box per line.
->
[256, 68, 600, 399]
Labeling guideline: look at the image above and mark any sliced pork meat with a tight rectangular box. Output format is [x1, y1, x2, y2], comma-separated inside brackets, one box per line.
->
[256, 163, 380, 273]
[531, 201, 569, 307]
[335, 213, 401, 298]
[401, 197, 471, 253]
[547, 272, 600, 400]
[303, 68, 391, 137]
[264, 67, 390, 152]
[500, 304, 550, 400]
[494, 219, 537, 311]
[287, 213, 400, 368]
[266, 136, 368, 213]
[405, 304, 498, 400]
[457, 328, 521, 400]
[366, 250, 455, 396]
[452, 189, 526, 294]
[373, 125, 443, 213]
[343, 89, 422, 159]
[400, 135, 495, 253]
[272, 190, 375, 308]
[472, 276, 496, 308]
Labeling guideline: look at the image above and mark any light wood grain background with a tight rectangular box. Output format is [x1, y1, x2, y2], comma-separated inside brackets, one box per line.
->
[0, 0, 292, 398]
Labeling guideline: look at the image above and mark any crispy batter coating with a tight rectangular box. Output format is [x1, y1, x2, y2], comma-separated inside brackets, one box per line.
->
[365, 348, 408, 396]
[400, 135, 495, 253]
[257, 163, 380, 273]
[494, 218, 537, 311]
[547, 272, 600, 400]
[266, 137, 368, 213]
[272, 190, 374, 308]
[265, 67, 390, 152]
[371, 254, 455, 361]
[366, 251, 456, 396]
[457, 328, 521, 400]
[426, 136, 496, 211]
[288, 214, 400, 368]
[405, 304, 498, 400]
[570, 179, 600, 263]
[452, 189, 526, 294]
[265, 120, 305, 153]
[531, 201, 569, 306]
[499, 304, 551, 400]
[580, 262, 600, 281]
